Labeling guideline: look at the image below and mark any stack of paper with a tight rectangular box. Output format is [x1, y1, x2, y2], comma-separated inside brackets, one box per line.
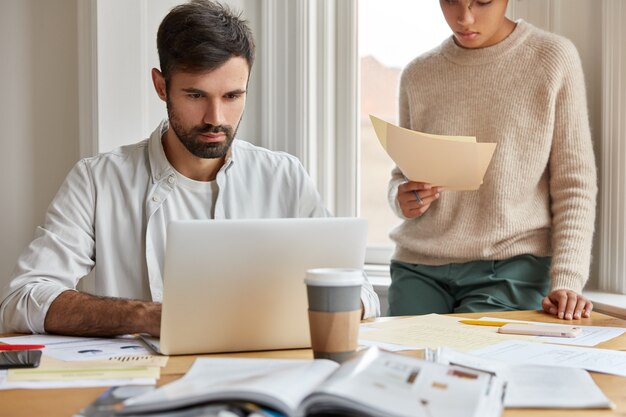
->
[370, 115, 497, 190]
[0, 335, 167, 389]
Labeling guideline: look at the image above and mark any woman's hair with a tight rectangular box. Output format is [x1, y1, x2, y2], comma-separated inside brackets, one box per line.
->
[157, 0, 255, 84]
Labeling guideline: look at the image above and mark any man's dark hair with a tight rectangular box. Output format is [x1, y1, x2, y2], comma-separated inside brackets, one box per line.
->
[157, 0, 255, 84]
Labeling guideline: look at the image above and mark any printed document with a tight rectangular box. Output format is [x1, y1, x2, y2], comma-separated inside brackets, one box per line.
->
[471, 340, 626, 377]
[432, 347, 612, 408]
[0, 334, 152, 361]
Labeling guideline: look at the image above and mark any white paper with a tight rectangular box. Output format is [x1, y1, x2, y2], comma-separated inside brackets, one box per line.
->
[358, 339, 422, 352]
[471, 340, 626, 377]
[359, 313, 530, 352]
[0, 370, 155, 390]
[479, 316, 626, 346]
[435, 347, 612, 408]
[0, 334, 152, 361]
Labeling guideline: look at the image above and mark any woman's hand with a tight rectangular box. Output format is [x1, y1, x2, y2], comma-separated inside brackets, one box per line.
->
[542, 289, 593, 320]
[397, 181, 443, 218]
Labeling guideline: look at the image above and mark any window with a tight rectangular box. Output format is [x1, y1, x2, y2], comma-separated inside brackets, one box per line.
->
[357, 0, 451, 263]
[81, 1, 626, 310]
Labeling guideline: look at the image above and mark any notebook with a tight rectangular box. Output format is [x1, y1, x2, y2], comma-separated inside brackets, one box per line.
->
[142, 217, 367, 355]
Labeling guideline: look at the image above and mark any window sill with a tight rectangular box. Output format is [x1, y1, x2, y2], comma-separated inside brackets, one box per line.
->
[364, 264, 391, 288]
[584, 291, 626, 320]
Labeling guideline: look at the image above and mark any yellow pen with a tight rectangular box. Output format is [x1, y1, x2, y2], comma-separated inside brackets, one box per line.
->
[459, 319, 527, 327]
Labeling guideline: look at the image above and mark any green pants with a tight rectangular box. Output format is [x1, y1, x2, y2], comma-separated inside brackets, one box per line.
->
[388, 255, 551, 316]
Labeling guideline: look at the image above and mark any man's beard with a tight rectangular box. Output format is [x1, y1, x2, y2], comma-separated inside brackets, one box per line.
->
[167, 100, 239, 159]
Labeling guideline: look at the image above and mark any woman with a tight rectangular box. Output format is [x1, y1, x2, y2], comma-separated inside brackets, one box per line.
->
[387, 0, 596, 320]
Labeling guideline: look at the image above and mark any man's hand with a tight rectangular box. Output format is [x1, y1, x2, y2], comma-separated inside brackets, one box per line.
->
[397, 181, 443, 218]
[44, 290, 162, 337]
[542, 289, 593, 320]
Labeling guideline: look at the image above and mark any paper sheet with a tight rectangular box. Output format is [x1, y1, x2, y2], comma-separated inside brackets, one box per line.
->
[359, 314, 531, 352]
[0, 334, 153, 361]
[7, 364, 160, 382]
[434, 347, 612, 409]
[0, 369, 155, 390]
[478, 316, 626, 346]
[0, 335, 165, 387]
[471, 340, 626, 377]
[370, 115, 497, 190]
[358, 339, 422, 352]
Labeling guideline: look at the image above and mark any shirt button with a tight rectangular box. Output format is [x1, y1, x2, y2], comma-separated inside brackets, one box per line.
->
[152, 195, 161, 203]
[167, 175, 176, 184]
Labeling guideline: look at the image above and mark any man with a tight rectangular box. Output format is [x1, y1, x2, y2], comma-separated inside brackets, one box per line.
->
[0, 0, 379, 336]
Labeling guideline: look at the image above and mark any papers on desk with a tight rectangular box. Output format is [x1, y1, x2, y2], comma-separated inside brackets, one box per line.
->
[432, 347, 613, 409]
[370, 115, 497, 190]
[359, 314, 531, 352]
[478, 316, 626, 346]
[359, 314, 626, 353]
[0, 370, 155, 390]
[471, 340, 626, 377]
[0, 334, 152, 361]
[0, 335, 166, 390]
[121, 348, 505, 417]
[359, 316, 619, 409]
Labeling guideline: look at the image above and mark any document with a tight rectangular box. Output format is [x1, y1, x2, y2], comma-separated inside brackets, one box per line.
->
[432, 347, 613, 409]
[358, 338, 422, 352]
[370, 115, 497, 190]
[119, 347, 505, 417]
[478, 316, 626, 346]
[0, 369, 155, 390]
[471, 340, 626, 377]
[359, 314, 530, 352]
[0, 335, 165, 390]
[6, 355, 161, 382]
[0, 334, 152, 361]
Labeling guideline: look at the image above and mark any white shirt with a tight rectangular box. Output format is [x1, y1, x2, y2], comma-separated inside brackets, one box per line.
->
[0, 121, 380, 333]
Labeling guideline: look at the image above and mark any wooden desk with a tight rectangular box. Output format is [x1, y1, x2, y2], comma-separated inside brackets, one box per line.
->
[2, 310, 625, 417]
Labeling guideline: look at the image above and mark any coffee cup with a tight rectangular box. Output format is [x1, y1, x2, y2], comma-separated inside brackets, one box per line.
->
[304, 268, 363, 363]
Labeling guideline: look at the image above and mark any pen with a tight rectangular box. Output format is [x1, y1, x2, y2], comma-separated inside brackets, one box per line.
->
[0, 344, 45, 351]
[459, 320, 527, 327]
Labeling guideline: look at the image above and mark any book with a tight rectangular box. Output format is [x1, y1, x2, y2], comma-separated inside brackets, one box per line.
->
[118, 347, 505, 417]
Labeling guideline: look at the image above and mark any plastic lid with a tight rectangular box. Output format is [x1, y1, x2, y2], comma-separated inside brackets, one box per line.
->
[304, 268, 364, 287]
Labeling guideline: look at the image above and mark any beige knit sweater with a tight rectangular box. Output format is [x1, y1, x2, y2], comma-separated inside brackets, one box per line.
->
[389, 20, 597, 294]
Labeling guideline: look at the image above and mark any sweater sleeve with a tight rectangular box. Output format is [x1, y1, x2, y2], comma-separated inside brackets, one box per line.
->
[546, 40, 597, 293]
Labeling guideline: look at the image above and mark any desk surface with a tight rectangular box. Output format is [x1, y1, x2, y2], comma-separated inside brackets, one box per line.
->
[2, 310, 626, 417]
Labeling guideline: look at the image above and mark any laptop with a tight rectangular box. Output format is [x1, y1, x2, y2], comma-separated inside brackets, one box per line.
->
[142, 217, 367, 355]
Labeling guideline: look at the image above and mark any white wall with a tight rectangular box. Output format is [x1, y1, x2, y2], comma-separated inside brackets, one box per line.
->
[0, 0, 79, 287]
